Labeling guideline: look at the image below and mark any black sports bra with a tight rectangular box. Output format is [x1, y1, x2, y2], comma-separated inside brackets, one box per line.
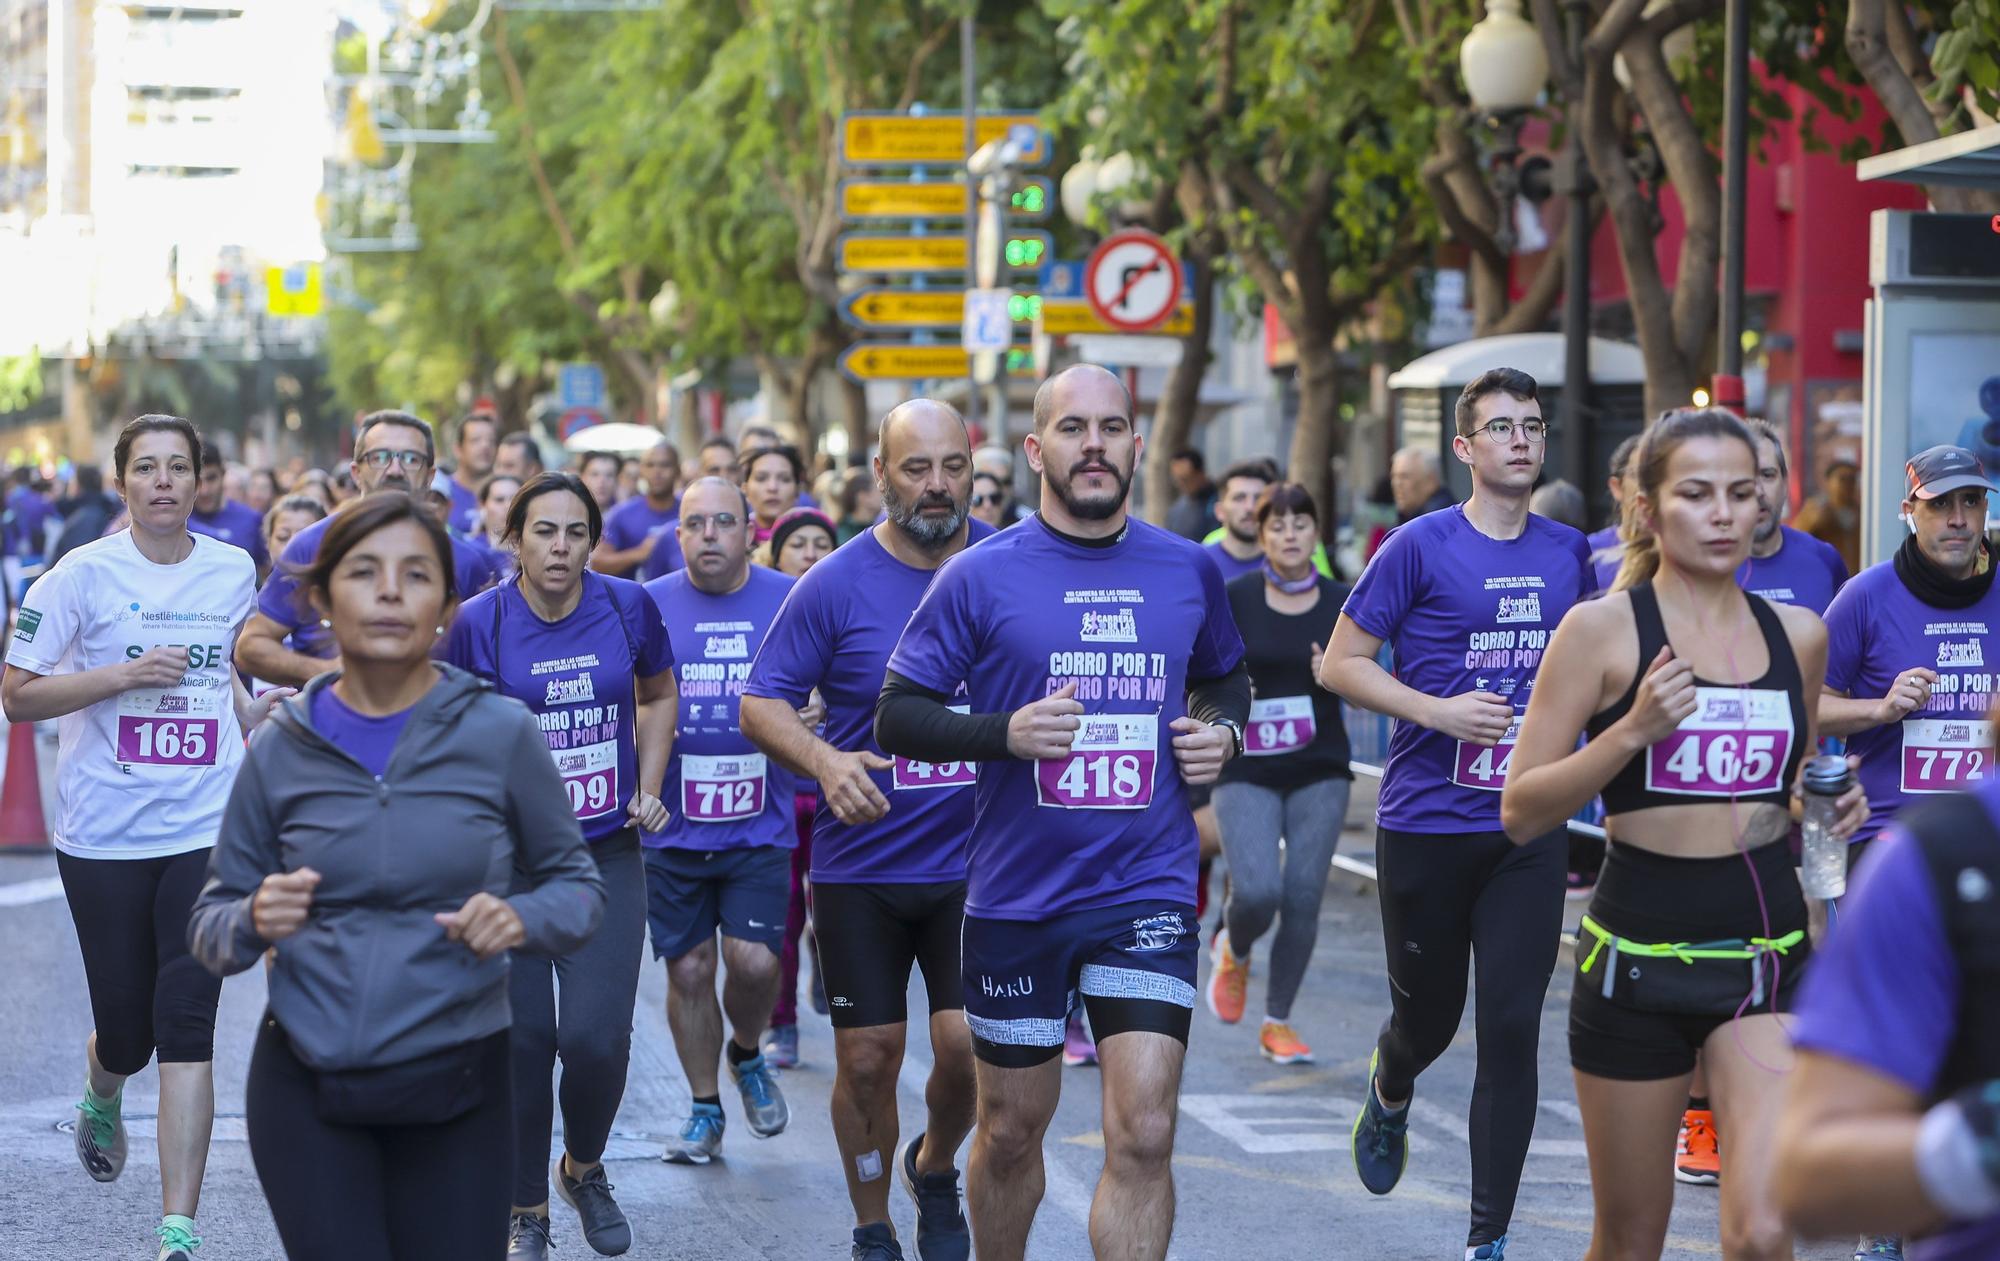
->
[1586, 582, 1807, 816]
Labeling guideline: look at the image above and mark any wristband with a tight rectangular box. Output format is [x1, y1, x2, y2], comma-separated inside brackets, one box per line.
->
[1917, 1092, 2000, 1221]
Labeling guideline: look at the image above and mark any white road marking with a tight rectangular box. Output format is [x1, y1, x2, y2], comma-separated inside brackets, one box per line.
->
[1177, 1093, 1590, 1160]
[0, 876, 63, 908]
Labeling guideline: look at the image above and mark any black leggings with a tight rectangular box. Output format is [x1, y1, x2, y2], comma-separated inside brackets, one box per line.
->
[510, 833, 647, 1207]
[247, 1016, 513, 1260]
[56, 848, 222, 1075]
[1373, 827, 1565, 1248]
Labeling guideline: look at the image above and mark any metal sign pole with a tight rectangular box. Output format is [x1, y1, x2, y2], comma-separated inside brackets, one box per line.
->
[961, 16, 980, 435]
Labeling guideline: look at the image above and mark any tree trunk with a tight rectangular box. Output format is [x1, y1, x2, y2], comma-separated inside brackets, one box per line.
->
[1141, 251, 1216, 525]
[838, 374, 870, 465]
[1287, 337, 1342, 540]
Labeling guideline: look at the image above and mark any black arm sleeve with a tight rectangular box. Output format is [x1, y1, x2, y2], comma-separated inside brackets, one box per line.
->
[875, 670, 1017, 763]
[1185, 659, 1252, 727]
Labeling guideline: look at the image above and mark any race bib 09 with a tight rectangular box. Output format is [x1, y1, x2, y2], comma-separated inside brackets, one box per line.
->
[679, 752, 768, 822]
[1245, 695, 1315, 757]
[1036, 713, 1156, 811]
[1644, 687, 1793, 797]
[552, 739, 619, 820]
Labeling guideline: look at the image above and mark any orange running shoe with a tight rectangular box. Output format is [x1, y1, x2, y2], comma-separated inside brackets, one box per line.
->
[1675, 1108, 1720, 1185]
[1206, 929, 1249, 1024]
[1259, 1020, 1314, 1065]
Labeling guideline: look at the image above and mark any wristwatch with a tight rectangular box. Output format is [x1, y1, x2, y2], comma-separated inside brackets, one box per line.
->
[1210, 718, 1246, 758]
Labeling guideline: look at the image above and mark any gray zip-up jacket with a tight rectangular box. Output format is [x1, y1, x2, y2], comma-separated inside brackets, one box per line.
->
[189, 666, 604, 1071]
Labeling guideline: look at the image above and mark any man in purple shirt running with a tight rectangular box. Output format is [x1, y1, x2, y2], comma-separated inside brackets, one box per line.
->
[595, 440, 681, 577]
[742, 400, 989, 1261]
[185, 442, 269, 573]
[1741, 419, 1848, 617]
[876, 364, 1249, 1261]
[446, 411, 499, 537]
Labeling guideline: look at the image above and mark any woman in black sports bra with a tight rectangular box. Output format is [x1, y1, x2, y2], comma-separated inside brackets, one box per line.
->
[1500, 408, 1867, 1261]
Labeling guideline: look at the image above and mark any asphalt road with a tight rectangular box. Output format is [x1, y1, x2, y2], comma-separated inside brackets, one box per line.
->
[0, 781, 1860, 1260]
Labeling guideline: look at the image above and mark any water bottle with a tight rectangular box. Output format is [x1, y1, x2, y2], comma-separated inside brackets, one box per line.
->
[1800, 754, 1853, 899]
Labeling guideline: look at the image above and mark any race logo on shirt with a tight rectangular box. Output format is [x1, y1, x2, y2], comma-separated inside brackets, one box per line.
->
[1703, 695, 1745, 722]
[1939, 639, 1986, 669]
[12, 608, 39, 642]
[1080, 608, 1138, 643]
[152, 695, 191, 715]
[545, 674, 595, 705]
[1496, 593, 1542, 624]
[696, 619, 752, 660]
[1751, 586, 1796, 602]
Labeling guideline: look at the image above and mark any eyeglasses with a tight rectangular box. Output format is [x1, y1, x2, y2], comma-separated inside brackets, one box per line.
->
[680, 512, 740, 533]
[1468, 419, 1550, 444]
[359, 449, 430, 471]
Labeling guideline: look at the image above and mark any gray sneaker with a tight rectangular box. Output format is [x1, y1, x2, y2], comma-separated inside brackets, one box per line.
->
[761, 1024, 800, 1069]
[506, 1213, 552, 1261]
[74, 1086, 125, 1183]
[729, 1053, 790, 1138]
[662, 1103, 726, 1165]
[554, 1157, 631, 1255]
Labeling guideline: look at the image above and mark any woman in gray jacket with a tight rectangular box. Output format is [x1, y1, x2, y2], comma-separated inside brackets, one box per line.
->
[190, 492, 604, 1261]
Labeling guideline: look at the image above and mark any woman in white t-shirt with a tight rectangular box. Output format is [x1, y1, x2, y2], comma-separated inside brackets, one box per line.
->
[1, 414, 287, 1261]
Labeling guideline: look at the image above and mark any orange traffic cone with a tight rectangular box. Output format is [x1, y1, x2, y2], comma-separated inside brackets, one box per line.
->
[0, 720, 48, 850]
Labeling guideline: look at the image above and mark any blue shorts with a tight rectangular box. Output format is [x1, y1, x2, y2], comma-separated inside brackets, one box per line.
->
[961, 900, 1199, 1067]
[643, 845, 790, 962]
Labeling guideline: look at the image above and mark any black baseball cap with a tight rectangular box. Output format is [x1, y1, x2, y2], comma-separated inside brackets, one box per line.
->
[1905, 445, 1999, 500]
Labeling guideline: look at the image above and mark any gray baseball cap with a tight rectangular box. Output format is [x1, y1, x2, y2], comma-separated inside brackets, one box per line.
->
[1905, 445, 2000, 500]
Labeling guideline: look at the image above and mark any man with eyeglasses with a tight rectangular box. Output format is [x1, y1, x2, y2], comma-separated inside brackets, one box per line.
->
[236, 410, 501, 687]
[1321, 366, 1590, 1261]
[640, 476, 801, 1166]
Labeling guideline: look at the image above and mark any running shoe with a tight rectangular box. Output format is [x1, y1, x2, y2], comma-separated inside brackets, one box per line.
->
[730, 1052, 790, 1137]
[1854, 1236, 1905, 1259]
[1466, 1235, 1508, 1260]
[506, 1213, 553, 1260]
[74, 1083, 126, 1183]
[1207, 928, 1249, 1024]
[155, 1218, 200, 1261]
[1062, 1011, 1097, 1067]
[554, 1156, 632, 1255]
[761, 1023, 800, 1070]
[661, 1103, 726, 1165]
[899, 1132, 970, 1261]
[1259, 1020, 1314, 1065]
[1351, 1048, 1411, 1196]
[852, 1222, 905, 1261]
[1564, 870, 1597, 901]
[1674, 1108, 1720, 1186]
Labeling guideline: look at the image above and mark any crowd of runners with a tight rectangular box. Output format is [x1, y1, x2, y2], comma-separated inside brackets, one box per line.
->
[8, 361, 2000, 1261]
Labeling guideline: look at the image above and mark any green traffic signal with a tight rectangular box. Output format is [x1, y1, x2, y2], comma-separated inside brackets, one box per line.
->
[1006, 294, 1044, 321]
[1011, 186, 1046, 213]
[1004, 237, 1046, 267]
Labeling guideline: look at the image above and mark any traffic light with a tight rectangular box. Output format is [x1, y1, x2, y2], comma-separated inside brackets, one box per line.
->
[1004, 235, 1045, 268]
[1011, 185, 1046, 215]
[1007, 294, 1043, 322]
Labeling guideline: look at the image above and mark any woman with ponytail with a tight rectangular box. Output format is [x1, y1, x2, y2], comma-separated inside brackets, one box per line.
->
[1501, 407, 1867, 1261]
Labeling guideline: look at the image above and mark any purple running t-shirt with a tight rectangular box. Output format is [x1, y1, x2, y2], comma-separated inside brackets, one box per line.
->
[887, 516, 1244, 919]
[187, 499, 270, 570]
[746, 519, 996, 885]
[443, 572, 673, 842]
[1792, 790, 2000, 1261]
[1203, 540, 1261, 584]
[1586, 524, 1622, 594]
[1824, 561, 2000, 842]
[1342, 506, 1591, 833]
[1738, 525, 1848, 616]
[642, 566, 796, 852]
[310, 686, 415, 779]
[447, 478, 481, 538]
[603, 496, 681, 574]
[259, 513, 499, 658]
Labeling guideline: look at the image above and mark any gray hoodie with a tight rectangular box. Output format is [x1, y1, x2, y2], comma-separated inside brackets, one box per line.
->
[189, 665, 604, 1071]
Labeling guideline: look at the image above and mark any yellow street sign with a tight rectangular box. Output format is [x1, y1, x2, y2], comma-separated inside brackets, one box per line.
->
[838, 235, 969, 273]
[1039, 299, 1194, 338]
[842, 289, 965, 329]
[839, 343, 975, 381]
[266, 264, 323, 318]
[841, 113, 1047, 166]
[841, 182, 966, 219]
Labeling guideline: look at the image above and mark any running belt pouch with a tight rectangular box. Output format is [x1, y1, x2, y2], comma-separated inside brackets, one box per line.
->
[309, 1038, 485, 1127]
[1572, 935, 1793, 1017]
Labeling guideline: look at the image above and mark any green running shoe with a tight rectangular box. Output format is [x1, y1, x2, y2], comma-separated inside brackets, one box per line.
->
[75, 1083, 125, 1183]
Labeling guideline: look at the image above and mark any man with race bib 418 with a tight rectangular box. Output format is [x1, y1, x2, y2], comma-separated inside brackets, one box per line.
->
[876, 364, 1249, 1261]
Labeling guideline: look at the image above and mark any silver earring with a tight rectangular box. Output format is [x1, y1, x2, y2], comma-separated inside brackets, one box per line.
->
[434, 625, 446, 635]
[318, 618, 332, 629]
